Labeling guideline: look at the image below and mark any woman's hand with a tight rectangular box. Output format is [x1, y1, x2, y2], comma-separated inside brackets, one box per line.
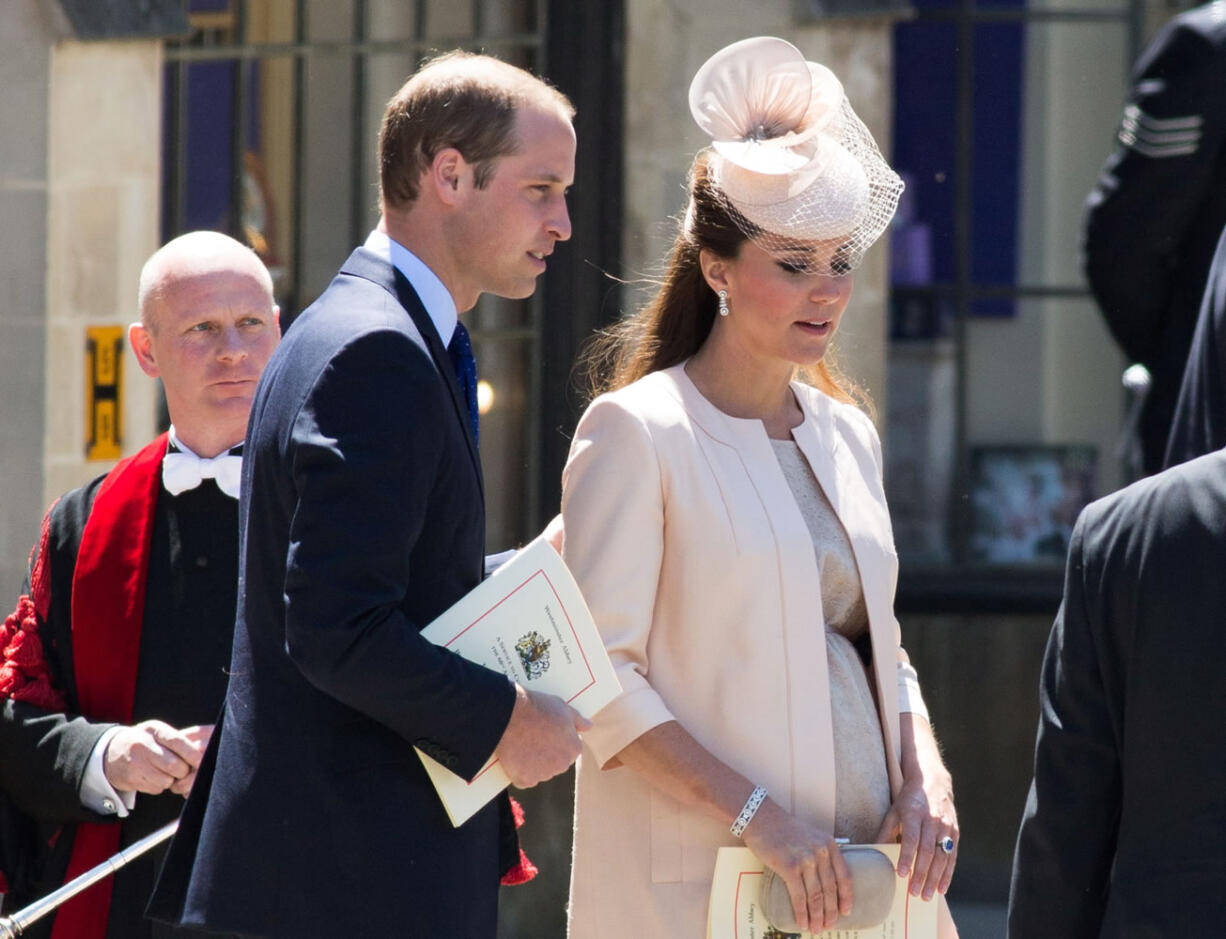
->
[742, 799, 853, 933]
[875, 712, 958, 901]
[613, 721, 864, 932]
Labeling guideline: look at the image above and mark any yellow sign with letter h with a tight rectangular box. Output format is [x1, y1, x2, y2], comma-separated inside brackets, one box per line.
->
[85, 325, 124, 461]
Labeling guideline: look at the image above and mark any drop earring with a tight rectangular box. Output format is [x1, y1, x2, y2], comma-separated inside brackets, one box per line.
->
[718, 289, 730, 317]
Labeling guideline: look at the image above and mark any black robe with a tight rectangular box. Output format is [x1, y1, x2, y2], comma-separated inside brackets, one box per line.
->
[0, 450, 237, 939]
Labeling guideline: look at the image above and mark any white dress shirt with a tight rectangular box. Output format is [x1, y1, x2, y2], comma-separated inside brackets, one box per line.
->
[79, 426, 244, 816]
[363, 228, 458, 346]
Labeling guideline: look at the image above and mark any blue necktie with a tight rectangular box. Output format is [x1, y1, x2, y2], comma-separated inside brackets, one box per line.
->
[447, 321, 479, 446]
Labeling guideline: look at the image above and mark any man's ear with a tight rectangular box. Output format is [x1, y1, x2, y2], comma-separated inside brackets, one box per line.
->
[429, 148, 470, 206]
[698, 248, 729, 294]
[128, 321, 159, 379]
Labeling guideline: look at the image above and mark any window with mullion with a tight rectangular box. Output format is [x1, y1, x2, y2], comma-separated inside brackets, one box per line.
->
[161, 0, 549, 551]
[887, 0, 1141, 601]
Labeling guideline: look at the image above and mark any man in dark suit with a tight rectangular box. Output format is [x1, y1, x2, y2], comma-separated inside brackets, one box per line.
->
[1083, 0, 1226, 476]
[149, 52, 587, 938]
[0, 231, 280, 939]
[1007, 448, 1226, 936]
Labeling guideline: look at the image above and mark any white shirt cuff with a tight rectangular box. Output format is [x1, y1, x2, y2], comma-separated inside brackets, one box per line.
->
[897, 660, 931, 723]
[79, 727, 136, 817]
[484, 549, 518, 578]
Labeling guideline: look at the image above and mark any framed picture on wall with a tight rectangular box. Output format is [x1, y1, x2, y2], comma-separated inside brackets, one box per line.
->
[968, 445, 1097, 565]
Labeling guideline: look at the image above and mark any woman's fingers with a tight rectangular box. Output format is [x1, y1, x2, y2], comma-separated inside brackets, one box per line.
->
[909, 812, 937, 896]
[937, 834, 958, 894]
[814, 852, 840, 930]
[784, 846, 840, 932]
[918, 825, 958, 900]
[799, 840, 849, 932]
[896, 793, 924, 883]
[906, 813, 960, 900]
[830, 839, 854, 918]
[743, 805, 856, 932]
[784, 866, 812, 933]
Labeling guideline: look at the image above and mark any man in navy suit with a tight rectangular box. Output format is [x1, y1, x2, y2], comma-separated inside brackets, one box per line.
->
[149, 52, 587, 937]
[1008, 447, 1226, 935]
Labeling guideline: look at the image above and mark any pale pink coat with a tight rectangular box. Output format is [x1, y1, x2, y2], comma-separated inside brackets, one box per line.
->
[561, 364, 952, 938]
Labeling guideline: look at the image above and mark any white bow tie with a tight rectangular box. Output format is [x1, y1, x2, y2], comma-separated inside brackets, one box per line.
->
[162, 449, 242, 499]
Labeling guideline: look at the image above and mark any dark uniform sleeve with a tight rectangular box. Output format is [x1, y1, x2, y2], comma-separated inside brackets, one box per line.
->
[0, 488, 119, 825]
[1083, 16, 1226, 365]
[1007, 509, 1121, 937]
[1165, 224, 1226, 467]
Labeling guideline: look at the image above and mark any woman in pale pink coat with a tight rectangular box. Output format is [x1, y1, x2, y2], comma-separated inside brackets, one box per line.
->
[561, 38, 959, 938]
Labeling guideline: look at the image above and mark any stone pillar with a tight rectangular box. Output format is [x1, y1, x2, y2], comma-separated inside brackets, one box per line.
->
[44, 38, 162, 506]
[0, 0, 52, 597]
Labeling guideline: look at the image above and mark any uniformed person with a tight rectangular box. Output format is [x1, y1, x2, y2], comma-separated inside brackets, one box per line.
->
[1083, 0, 1226, 476]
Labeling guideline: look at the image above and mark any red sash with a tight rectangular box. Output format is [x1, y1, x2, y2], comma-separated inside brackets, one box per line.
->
[50, 434, 168, 939]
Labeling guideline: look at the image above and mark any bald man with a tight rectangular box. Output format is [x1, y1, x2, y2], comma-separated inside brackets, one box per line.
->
[0, 232, 279, 939]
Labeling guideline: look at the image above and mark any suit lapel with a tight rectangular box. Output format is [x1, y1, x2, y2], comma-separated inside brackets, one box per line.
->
[340, 248, 484, 499]
[662, 367, 837, 825]
[400, 283, 484, 496]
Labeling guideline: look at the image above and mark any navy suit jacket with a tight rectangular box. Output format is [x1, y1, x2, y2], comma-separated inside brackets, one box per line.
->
[1165, 225, 1226, 468]
[149, 248, 517, 937]
[1008, 448, 1226, 936]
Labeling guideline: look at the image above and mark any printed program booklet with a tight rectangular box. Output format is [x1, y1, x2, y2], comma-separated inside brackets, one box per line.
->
[415, 537, 621, 826]
[706, 845, 937, 939]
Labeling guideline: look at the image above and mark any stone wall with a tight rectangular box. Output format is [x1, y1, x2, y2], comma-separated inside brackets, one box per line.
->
[0, 12, 162, 595]
[44, 39, 162, 507]
[0, 0, 52, 601]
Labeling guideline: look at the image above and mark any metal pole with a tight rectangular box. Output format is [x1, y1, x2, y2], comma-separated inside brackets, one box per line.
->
[0, 820, 178, 938]
[287, 0, 308, 319]
[229, 0, 250, 242]
[949, 0, 975, 565]
[349, 0, 368, 250]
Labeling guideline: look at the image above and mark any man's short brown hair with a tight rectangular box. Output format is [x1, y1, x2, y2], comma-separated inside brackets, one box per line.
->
[378, 51, 575, 210]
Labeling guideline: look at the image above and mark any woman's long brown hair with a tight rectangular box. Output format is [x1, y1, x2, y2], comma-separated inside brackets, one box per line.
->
[582, 152, 870, 415]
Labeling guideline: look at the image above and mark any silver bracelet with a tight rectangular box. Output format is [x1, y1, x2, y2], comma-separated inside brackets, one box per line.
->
[730, 784, 768, 838]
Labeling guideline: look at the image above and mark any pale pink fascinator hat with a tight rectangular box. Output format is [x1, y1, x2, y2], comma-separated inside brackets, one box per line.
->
[688, 36, 903, 273]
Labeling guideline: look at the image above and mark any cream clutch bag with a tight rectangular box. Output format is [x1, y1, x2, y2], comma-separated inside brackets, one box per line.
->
[759, 845, 896, 932]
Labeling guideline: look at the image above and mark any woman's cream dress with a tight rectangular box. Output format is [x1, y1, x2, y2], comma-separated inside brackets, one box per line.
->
[562, 365, 941, 938]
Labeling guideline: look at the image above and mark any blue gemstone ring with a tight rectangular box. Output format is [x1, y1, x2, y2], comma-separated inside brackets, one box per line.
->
[938, 836, 955, 855]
